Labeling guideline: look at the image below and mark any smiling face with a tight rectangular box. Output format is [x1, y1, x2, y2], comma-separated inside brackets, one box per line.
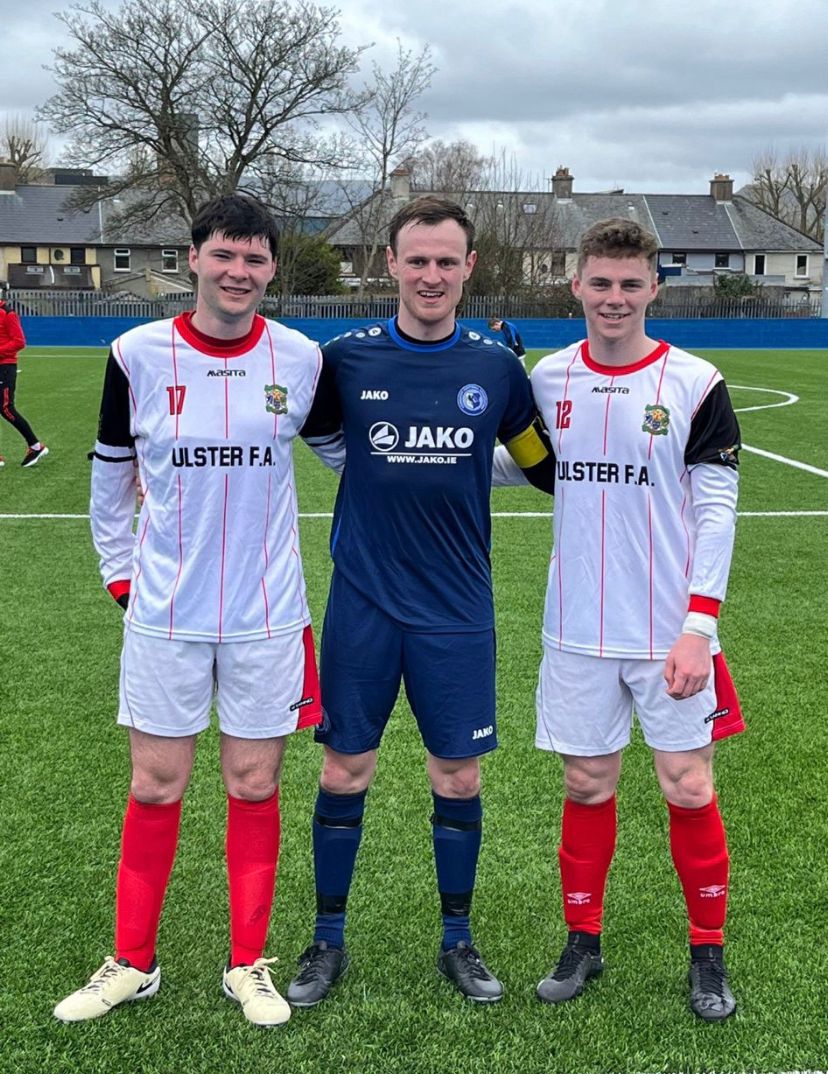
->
[386, 219, 477, 341]
[572, 255, 659, 362]
[189, 231, 277, 338]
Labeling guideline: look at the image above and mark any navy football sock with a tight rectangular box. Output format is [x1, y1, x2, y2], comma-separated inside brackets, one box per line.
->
[431, 792, 482, 951]
[312, 788, 366, 948]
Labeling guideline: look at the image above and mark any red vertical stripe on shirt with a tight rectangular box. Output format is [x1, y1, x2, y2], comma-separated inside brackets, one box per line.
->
[218, 473, 229, 642]
[170, 322, 181, 440]
[261, 472, 272, 638]
[168, 473, 185, 639]
[556, 348, 580, 455]
[602, 381, 613, 456]
[648, 349, 670, 461]
[648, 494, 655, 659]
[599, 489, 606, 656]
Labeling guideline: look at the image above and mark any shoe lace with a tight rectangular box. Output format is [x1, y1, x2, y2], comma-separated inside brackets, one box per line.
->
[79, 958, 124, 994]
[294, 945, 327, 982]
[552, 944, 590, 981]
[695, 957, 726, 997]
[237, 957, 278, 997]
[454, 945, 491, 981]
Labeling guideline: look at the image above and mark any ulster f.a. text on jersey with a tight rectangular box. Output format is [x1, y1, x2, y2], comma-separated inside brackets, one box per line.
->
[302, 319, 537, 631]
[90, 312, 322, 643]
[531, 339, 741, 659]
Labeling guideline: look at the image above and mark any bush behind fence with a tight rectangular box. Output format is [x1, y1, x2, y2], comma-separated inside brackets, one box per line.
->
[6, 289, 822, 321]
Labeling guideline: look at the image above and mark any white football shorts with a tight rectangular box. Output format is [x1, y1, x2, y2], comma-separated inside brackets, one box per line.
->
[535, 645, 721, 755]
[118, 625, 321, 739]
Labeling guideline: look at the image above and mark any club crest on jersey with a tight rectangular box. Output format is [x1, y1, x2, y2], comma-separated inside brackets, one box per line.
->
[457, 384, 488, 416]
[641, 402, 670, 436]
[265, 384, 288, 415]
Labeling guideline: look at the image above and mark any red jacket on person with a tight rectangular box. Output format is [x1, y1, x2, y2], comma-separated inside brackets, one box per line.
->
[0, 302, 26, 364]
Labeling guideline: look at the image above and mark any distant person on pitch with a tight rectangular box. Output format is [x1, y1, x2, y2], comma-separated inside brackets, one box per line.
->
[488, 317, 526, 368]
[0, 294, 48, 467]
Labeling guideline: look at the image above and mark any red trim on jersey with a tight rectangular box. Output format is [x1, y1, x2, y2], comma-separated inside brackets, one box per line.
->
[295, 625, 323, 729]
[598, 490, 606, 655]
[261, 473, 273, 637]
[709, 651, 745, 740]
[689, 595, 721, 617]
[691, 370, 719, 419]
[265, 320, 279, 437]
[647, 494, 655, 659]
[602, 384, 612, 456]
[582, 339, 670, 376]
[174, 311, 265, 358]
[168, 473, 185, 638]
[224, 369, 230, 438]
[107, 579, 131, 603]
[128, 511, 151, 629]
[556, 348, 580, 454]
[679, 478, 692, 577]
[170, 321, 182, 440]
[648, 348, 670, 461]
[218, 473, 230, 642]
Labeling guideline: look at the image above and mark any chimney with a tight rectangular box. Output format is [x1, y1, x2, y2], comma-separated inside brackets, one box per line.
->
[0, 161, 19, 191]
[551, 166, 573, 199]
[710, 173, 733, 202]
[390, 165, 411, 200]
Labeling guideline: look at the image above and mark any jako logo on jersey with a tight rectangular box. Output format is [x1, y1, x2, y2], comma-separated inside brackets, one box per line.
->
[472, 725, 494, 741]
[361, 389, 389, 400]
[457, 383, 488, 416]
[369, 422, 400, 451]
[207, 368, 247, 377]
[265, 384, 288, 415]
[642, 402, 670, 436]
[699, 884, 726, 898]
[565, 891, 592, 905]
[404, 426, 474, 449]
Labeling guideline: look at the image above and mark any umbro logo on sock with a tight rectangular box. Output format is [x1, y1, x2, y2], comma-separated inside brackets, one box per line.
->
[699, 884, 726, 898]
[565, 891, 592, 905]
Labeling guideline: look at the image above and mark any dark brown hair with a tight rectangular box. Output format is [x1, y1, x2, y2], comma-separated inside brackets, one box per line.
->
[577, 218, 658, 273]
[388, 196, 475, 255]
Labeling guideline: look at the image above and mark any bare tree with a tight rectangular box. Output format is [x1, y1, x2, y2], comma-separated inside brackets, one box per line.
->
[38, 0, 368, 230]
[1, 114, 50, 182]
[409, 139, 490, 195]
[743, 146, 827, 242]
[339, 41, 435, 293]
[465, 151, 564, 301]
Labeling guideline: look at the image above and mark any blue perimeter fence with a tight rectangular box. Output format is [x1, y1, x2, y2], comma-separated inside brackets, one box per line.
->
[20, 316, 828, 350]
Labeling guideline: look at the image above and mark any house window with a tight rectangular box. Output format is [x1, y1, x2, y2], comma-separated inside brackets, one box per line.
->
[161, 249, 179, 273]
[714, 253, 730, 268]
[795, 255, 808, 277]
[70, 247, 86, 265]
[114, 248, 131, 272]
[754, 254, 765, 276]
[21, 246, 37, 264]
[53, 248, 66, 262]
[671, 252, 687, 265]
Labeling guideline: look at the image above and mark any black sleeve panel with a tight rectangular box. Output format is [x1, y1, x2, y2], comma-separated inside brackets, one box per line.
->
[685, 380, 741, 469]
[300, 352, 342, 439]
[96, 351, 134, 448]
[521, 452, 556, 494]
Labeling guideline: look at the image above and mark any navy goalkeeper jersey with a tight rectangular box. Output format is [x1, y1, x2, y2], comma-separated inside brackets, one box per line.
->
[302, 318, 536, 631]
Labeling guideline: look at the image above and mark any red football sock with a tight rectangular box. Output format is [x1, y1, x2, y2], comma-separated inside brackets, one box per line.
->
[558, 796, 617, 935]
[226, 788, 281, 967]
[668, 795, 729, 945]
[115, 795, 182, 972]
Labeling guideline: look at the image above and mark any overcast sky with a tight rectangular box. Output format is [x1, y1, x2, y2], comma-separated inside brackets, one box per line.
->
[3, 0, 827, 195]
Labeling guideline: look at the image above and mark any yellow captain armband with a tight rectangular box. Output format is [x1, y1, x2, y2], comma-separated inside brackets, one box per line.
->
[504, 418, 551, 469]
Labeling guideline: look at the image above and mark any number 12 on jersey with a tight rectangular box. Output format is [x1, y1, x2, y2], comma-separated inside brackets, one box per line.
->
[555, 400, 572, 429]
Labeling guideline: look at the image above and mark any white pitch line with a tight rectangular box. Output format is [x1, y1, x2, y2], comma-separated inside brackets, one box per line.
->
[731, 384, 799, 413]
[741, 444, 828, 478]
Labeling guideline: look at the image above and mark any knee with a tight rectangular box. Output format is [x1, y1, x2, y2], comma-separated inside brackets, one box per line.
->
[320, 751, 375, 795]
[661, 769, 714, 809]
[563, 761, 617, 805]
[225, 768, 280, 801]
[429, 760, 481, 799]
[130, 769, 188, 805]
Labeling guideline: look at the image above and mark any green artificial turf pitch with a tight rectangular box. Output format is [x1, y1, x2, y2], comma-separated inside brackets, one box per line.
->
[1, 347, 826, 1074]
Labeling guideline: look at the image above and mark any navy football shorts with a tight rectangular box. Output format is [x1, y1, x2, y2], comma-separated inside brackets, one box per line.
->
[316, 569, 497, 759]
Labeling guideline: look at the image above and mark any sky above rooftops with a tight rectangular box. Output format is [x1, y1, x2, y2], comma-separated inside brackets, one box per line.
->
[3, 0, 826, 197]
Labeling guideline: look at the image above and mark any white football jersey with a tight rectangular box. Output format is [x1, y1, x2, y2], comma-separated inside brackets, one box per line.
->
[91, 313, 322, 643]
[531, 339, 739, 659]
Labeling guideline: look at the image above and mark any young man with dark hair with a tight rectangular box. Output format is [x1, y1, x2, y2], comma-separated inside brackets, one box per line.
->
[508, 217, 743, 1021]
[288, 195, 555, 1007]
[0, 295, 48, 467]
[54, 193, 329, 1027]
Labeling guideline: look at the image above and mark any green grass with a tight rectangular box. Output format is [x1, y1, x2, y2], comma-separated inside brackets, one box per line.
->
[1, 347, 827, 1074]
